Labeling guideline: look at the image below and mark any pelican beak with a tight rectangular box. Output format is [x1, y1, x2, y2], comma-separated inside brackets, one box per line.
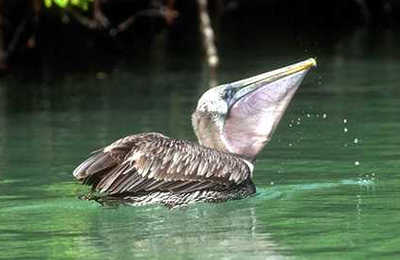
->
[222, 58, 317, 159]
[229, 58, 317, 105]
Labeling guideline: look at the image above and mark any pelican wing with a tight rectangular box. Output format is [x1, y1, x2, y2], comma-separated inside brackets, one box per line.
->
[73, 132, 251, 195]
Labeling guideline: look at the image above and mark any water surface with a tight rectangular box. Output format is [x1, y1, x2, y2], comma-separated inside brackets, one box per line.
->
[1, 28, 400, 259]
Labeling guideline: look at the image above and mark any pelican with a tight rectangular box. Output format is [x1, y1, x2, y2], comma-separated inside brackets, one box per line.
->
[73, 58, 317, 207]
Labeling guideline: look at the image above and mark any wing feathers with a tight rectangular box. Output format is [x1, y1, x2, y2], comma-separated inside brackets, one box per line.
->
[86, 153, 116, 176]
[73, 152, 103, 179]
[73, 133, 252, 195]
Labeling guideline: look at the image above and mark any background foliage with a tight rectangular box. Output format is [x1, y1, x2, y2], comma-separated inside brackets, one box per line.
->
[44, 0, 93, 10]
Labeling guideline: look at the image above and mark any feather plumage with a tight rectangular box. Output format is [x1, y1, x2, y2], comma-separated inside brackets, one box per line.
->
[73, 132, 252, 198]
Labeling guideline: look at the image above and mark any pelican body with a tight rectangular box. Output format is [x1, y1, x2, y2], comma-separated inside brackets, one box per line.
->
[73, 59, 317, 207]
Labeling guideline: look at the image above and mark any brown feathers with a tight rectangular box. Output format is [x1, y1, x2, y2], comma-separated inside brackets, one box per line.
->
[73, 132, 252, 196]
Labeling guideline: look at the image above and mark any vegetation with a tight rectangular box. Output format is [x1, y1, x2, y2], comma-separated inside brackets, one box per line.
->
[0, 0, 399, 77]
[44, 0, 93, 10]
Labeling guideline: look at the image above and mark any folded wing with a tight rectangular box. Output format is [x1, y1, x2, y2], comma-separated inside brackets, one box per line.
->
[73, 132, 251, 195]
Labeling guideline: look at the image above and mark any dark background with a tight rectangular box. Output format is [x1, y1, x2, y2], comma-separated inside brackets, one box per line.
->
[1, 0, 399, 81]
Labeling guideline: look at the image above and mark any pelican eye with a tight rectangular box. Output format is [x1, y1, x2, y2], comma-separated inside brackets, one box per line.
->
[223, 87, 236, 102]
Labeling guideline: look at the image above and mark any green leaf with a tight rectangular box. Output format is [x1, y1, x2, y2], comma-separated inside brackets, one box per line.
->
[44, 0, 52, 8]
[44, 0, 93, 10]
[54, 0, 69, 8]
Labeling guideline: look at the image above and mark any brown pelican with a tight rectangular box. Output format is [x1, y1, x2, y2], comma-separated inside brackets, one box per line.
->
[73, 58, 317, 207]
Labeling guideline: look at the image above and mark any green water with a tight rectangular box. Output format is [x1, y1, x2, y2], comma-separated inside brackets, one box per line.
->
[1, 29, 400, 259]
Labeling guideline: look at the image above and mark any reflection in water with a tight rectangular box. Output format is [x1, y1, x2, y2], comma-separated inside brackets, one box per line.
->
[1, 28, 400, 259]
[0, 194, 286, 259]
[78, 205, 285, 259]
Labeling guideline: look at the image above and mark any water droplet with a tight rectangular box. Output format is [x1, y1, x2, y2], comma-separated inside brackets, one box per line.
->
[323, 113, 327, 119]
[289, 124, 293, 128]
[307, 114, 311, 118]
[354, 138, 359, 144]
[270, 181, 274, 185]
[344, 119, 348, 124]
[354, 161, 360, 166]
[344, 127, 348, 133]
[289, 143, 293, 147]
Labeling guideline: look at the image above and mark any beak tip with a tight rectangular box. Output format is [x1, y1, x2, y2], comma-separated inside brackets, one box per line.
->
[309, 58, 317, 68]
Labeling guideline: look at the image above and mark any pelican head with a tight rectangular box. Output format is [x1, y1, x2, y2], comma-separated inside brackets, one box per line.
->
[192, 58, 317, 160]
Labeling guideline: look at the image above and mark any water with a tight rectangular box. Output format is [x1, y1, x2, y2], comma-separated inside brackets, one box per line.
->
[1, 28, 400, 259]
